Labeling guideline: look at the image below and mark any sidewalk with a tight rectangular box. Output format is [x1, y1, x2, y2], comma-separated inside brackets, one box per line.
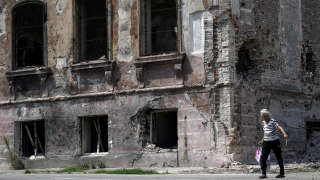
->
[0, 163, 319, 175]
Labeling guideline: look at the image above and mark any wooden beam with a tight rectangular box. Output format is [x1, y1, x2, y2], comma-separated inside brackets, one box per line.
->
[24, 125, 35, 155]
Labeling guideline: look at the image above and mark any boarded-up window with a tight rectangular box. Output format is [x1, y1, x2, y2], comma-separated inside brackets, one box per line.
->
[80, 116, 108, 153]
[21, 120, 45, 157]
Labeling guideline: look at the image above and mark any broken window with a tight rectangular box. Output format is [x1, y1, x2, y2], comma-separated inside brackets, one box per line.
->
[21, 121, 45, 157]
[76, 0, 107, 62]
[149, 110, 178, 149]
[140, 0, 178, 56]
[12, 2, 46, 69]
[236, 44, 254, 75]
[80, 116, 108, 154]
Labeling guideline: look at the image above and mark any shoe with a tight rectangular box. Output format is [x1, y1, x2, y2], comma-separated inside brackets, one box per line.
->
[259, 175, 267, 179]
[275, 174, 285, 178]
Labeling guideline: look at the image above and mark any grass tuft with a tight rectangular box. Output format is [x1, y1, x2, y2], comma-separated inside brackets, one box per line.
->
[24, 170, 31, 174]
[56, 167, 88, 174]
[93, 168, 159, 174]
[287, 167, 318, 173]
[3, 136, 25, 170]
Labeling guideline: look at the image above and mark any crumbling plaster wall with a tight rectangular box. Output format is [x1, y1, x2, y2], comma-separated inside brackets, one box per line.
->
[0, 1, 10, 169]
[231, 0, 320, 163]
[0, 90, 228, 169]
[0, 2, 9, 102]
[0, 0, 238, 169]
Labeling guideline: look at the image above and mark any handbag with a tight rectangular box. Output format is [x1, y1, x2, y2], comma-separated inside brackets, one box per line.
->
[255, 147, 270, 163]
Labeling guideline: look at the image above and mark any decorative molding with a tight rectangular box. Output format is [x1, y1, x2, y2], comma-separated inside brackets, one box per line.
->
[136, 65, 144, 88]
[71, 60, 114, 93]
[0, 84, 192, 106]
[134, 53, 185, 88]
[6, 67, 51, 78]
[174, 63, 183, 81]
[135, 53, 184, 65]
[104, 70, 113, 85]
[6, 67, 52, 100]
[71, 60, 113, 72]
[8, 78, 15, 101]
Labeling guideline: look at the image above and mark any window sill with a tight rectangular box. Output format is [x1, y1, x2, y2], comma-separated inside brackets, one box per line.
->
[81, 152, 109, 157]
[21, 155, 46, 160]
[143, 148, 178, 153]
[6, 67, 51, 79]
[135, 53, 185, 65]
[71, 60, 113, 71]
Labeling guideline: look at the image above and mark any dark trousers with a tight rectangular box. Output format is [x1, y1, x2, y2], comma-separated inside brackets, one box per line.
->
[260, 139, 284, 175]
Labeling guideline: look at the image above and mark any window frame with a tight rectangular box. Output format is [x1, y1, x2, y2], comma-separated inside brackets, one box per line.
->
[149, 109, 178, 149]
[15, 119, 46, 158]
[139, 0, 182, 57]
[79, 115, 109, 155]
[11, 0, 47, 70]
[73, 0, 112, 64]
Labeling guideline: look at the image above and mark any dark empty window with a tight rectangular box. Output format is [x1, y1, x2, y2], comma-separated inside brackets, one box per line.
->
[21, 121, 45, 157]
[302, 43, 316, 78]
[306, 121, 320, 140]
[150, 110, 177, 149]
[140, 0, 178, 56]
[236, 44, 254, 75]
[81, 116, 108, 153]
[77, 0, 107, 62]
[12, 2, 46, 69]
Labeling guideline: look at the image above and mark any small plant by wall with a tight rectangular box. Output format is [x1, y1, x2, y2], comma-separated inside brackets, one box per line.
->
[2, 136, 24, 170]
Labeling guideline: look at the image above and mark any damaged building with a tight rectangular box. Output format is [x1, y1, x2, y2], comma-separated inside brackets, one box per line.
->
[0, 0, 320, 169]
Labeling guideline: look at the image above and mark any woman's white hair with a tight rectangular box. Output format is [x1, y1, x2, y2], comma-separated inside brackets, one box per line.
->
[260, 108, 271, 117]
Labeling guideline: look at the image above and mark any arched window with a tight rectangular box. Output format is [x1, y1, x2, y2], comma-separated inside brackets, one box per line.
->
[12, 1, 46, 69]
[76, 0, 107, 62]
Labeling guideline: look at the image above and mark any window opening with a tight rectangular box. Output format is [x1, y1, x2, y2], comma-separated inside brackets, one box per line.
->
[77, 0, 107, 62]
[149, 110, 177, 149]
[21, 120, 45, 157]
[302, 43, 316, 78]
[236, 44, 254, 75]
[141, 0, 178, 56]
[306, 121, 320, 141]
[12, 2, 45, 69]
[81, 116, 108, 153]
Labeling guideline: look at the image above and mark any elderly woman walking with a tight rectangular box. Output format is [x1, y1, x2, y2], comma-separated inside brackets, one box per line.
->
[258, 109, 288, 179]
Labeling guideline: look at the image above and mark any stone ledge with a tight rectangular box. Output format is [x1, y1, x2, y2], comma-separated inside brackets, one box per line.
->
[135, 53, 185, 66]
[71, 60, 113, 72]
[0, 84, 197, 106]
[6, 67, 51, 78]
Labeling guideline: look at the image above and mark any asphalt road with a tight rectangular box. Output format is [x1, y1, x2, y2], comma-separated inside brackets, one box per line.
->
[0, 173, 319, 180]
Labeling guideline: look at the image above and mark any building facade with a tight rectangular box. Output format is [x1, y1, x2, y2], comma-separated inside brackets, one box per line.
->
[0, 0, 319, 169]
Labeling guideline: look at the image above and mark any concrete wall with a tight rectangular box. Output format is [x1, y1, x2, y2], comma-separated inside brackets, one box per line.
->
[231, 0, 320, 164]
